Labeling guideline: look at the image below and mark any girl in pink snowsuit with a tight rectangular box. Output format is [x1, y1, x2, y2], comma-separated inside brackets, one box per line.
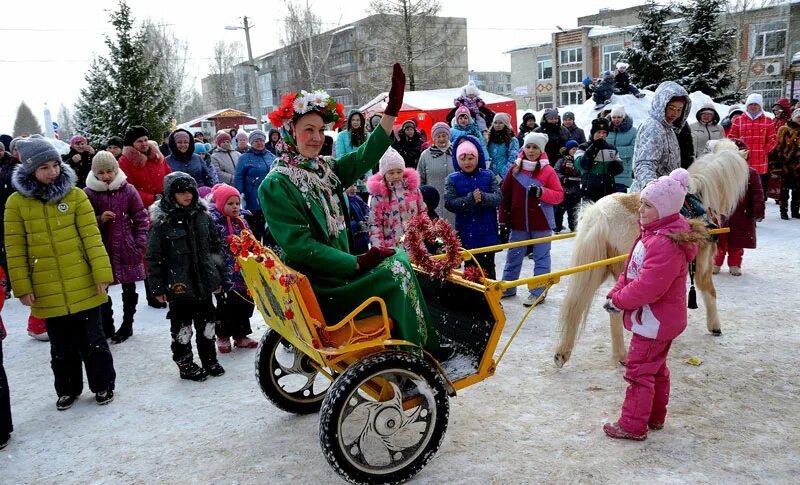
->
[603, 168, 699, 440]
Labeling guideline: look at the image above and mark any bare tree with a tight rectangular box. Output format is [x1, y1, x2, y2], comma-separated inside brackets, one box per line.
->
[180, 89, 206, 122]
[365, 0, 462, 92]
[280, 0, 339, 89]
[57, 104, 75, 141]
[141, 19, 192, 120]
[207, 41, 244, 110]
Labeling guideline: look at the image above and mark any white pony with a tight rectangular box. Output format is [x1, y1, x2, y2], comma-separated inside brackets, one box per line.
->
[554, 139, 750, 367]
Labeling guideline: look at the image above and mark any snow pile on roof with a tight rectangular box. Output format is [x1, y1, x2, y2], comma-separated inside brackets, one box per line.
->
[360, 88, 513, 114]
[517, 90, 742, 138]
[587, 25, 633, 37]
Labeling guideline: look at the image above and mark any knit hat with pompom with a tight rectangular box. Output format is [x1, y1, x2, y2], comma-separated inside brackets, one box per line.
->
[640, 168, 690, 219]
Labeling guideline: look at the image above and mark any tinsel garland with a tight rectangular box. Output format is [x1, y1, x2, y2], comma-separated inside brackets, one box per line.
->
[403, 214, 462, 280]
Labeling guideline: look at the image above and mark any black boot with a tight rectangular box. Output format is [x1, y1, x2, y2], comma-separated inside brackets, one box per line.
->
[100, 297, 115, 339]
[781, 210, 790, 220]
[177, 360, 208, 382]
[203, 361, 225, 377]
[112, 291, 138, 344]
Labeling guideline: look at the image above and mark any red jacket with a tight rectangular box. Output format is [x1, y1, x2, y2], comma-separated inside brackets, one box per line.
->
[729, 112, 776, 174]
[119, 142, 172, 207]
[499, 158, 564, 231]
[608, 214, 699, 341]
[720, 167, 764, 249]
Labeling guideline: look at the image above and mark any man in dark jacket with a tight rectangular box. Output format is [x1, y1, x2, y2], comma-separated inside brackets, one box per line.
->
[146, 172, 227, 382]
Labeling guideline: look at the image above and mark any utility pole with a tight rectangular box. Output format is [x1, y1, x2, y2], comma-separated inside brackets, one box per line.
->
[228, 17, 262, 129]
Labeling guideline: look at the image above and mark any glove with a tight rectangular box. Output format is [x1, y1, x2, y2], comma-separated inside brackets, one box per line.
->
[384, 63, 406, 116]
[356, 247, 396, 273]
[499, 224, 510, 244]
[528, 184, 543, 198]
[603, 298, 621, 314]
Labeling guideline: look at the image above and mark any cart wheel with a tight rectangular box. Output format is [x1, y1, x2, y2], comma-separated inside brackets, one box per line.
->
[319, 350, 449, 484]
[255, 329, 331, 414]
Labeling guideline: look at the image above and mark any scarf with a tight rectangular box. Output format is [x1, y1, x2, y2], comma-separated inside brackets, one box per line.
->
[273, 135, 344, 238]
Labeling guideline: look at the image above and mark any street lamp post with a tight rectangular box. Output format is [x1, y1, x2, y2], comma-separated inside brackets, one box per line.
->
[226, 16, 262, 130]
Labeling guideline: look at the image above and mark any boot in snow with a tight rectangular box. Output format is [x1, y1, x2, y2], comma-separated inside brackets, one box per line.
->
[233, 336, 258, 349]
[111, 291, 138, 344]
[217, 337, 232, 353]
[712, 265, 721, 274]
[204, 361, 225, 377]
[178, 361, 208, 382]
[27, 315, 49, 341]
[730, 266, 742, 276]
[603, 421, 646, 441]
[635, 93, 646, 99]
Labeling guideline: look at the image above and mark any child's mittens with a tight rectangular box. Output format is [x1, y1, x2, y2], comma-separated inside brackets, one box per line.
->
[528, 185, 543, 198]
[603, 298, 621, 314]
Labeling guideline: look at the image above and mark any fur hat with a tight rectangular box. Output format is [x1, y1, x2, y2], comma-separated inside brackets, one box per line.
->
[16, 138, 62, 177]
[215, 132, 231, 146]
[211, 183, 240, 213]
[745, 93, 764, 110]
[616, 61, 629, 70]
[610, 105, 626, 118]
[91, 150, 119, 174]
[640, 168, 690, 219]
[431, 121, 450, 139]
[454, 106, 472, 121]
[492, 112, 513, 131]
[565, 139, 579, 151]
[562, 111, 575, 120]
[106, 136, 123, 149]
[523, 132, 548, 150]
[70, 135, 87, 145]
[124, 125, 149, 146]
[591, 118, 611, 137]
[456, 139, 479, 159]
[248, 129, 266, 144]
[463, 81, 480, 97]
[379, 147, 405, 175]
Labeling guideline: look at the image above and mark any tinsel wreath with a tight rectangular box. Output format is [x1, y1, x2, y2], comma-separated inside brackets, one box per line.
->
[403, 214, 462, 280]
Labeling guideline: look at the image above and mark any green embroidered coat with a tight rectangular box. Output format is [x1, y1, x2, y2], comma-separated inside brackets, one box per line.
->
[259, 126, 439, 350]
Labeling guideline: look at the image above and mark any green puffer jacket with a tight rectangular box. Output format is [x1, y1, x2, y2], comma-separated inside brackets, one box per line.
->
[146, 172, 227, 301]
[4, 163, 112, 318]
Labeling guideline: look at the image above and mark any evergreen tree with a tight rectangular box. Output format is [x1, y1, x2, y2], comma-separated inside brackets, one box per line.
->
[621, 1, 675, 91]
[74, 1, 171, 142]
[12, 101, 43, 137]
[671, 0, 736, 100]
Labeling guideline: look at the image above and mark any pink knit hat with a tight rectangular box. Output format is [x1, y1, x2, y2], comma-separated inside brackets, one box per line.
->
[70, 135, 87, 145]
[379, 147, 405, 175]
[455, 106, 471, 120]
[211, 183, 241, 213]
[456, 139, 478, 159]
[640, 168, 690, 219]
[215, 132, 231, 146]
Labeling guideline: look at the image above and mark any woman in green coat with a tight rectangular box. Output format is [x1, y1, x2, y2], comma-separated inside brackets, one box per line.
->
[4, 138, 115, 409]
[259, 64, 446, 356]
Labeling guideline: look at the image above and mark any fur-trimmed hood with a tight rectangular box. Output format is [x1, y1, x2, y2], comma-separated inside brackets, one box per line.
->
[85, 167, 127, 192]
[366, 167, 420, 197]
[122, 141, 164, 168]
[11, 161, 77, 202]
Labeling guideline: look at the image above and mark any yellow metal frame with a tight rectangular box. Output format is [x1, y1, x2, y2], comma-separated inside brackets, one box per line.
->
[239, 227, 730, 393]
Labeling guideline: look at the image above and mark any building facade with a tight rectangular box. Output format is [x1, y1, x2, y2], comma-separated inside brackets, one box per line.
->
[468, 71, 512, 96]
[204, 14, 469, 123]
[508, 1, 800, 109]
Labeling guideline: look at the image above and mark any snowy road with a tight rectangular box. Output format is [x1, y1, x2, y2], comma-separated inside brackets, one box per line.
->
[2, 202, 798, 484]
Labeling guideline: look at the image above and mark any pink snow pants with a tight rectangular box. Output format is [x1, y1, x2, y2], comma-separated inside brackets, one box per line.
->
[618, 333, 673, 435]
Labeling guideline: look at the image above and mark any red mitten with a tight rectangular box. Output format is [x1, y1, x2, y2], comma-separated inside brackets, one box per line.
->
[357, 247, 396, 273]
[384, 63, 406, 116]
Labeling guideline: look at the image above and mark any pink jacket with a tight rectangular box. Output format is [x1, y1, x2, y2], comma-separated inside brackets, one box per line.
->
[367, 168, 427, 248]
[608, 213, 699, 341]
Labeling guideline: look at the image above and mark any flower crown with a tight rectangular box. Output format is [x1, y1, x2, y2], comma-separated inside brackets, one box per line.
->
[268, 89, 346, 131]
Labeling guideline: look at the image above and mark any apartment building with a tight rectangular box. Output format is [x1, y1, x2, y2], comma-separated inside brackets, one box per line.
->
[509, 1, 800, 109]
[468, 71, 512, 96]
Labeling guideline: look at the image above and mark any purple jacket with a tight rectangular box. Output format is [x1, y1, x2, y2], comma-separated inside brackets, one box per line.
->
[84, 170, 149, 284]
[209, 205, 251, 291]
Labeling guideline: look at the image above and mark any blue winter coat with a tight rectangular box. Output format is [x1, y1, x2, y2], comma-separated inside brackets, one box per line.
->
[444, 135, 502, 249]
[606, 115, 638, 188]
[166, 129, 218, 188]
[487, 136, 520, 179]
[450, 120, 490, 160]
[234, 148, 275, 212]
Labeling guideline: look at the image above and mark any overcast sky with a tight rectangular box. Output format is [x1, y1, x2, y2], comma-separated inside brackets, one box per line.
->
[1, 0, 648, 134]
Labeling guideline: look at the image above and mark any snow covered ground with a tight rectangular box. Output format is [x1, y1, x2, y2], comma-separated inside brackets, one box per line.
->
[2, 202, 799, 484]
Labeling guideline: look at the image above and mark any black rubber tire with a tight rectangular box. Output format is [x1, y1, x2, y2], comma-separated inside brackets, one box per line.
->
[255, 329, 330, 414]
[319, 350, 449, 484]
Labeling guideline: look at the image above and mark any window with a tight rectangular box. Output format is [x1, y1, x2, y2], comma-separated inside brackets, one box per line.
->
[537, 93, 554, 110]
[560, 90, 583, 106]
[559, 47, 583, 65]
[602, 43, 624, 72]
[749, 80, 784, 109]
[560, 69, 583, 85]
[330, 52, 355, 70]
[751, 21, 787, 57]
[537, 55, 552, 80]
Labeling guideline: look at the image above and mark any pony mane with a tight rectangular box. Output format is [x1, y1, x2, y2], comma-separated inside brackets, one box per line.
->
[688, 138, 749, 220]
